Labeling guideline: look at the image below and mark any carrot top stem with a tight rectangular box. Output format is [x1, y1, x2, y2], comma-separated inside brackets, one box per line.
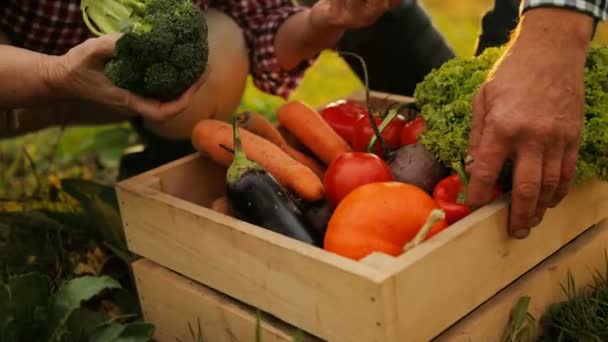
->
[337, 50, 390, 158]
[403, 209, 446, 252]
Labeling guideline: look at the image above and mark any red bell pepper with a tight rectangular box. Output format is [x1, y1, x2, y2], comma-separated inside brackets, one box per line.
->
[433, 163, 502, 224]
[319, 100, 368, 145]
[400, 116, 426, 145]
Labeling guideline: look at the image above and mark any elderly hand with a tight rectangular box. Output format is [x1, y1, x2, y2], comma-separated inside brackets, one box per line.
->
[309, 0, 398, 30]
[48, 33, 208, 122]
[465, 8, 593, 238]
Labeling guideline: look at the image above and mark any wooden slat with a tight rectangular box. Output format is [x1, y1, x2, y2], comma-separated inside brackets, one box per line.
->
[383, 179, 608, 341]
[436, 219, 608, 341]
[116, 180, 391, 342]
[132, 259, 317, 342]
[346, 89, 416, 105]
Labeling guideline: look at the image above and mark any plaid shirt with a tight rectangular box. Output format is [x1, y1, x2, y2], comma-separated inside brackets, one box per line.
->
[522, 0, 608, 21]
[0, 0, 313, 98]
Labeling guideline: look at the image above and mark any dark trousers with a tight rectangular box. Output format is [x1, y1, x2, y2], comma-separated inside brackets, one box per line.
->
[475, 0, 520, 56]
[329, 0, 456, 96]
[308, 0, 524, 95]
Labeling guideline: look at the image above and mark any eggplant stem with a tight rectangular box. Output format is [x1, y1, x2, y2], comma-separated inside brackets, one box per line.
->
[226, 115, 261, 184]
[403, 209, 446, 252]
[235, 111, 251, 128]
[337, 50, 390, 158]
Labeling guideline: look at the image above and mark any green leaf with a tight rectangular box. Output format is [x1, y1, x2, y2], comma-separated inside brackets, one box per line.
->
[66, 307, 109, 341]
[60, 179, 128, 252]
[90, 321, 154, 342]
[116, 322, 155, 341]
[89, 322, 126, 342]
[48, 275, 121, 341]
[0, 283, 10, 340]
[8, 272, 52, 324]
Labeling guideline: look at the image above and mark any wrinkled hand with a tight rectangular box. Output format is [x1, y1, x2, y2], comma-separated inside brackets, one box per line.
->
[310, 0, 398, 30]
[465, 8, 592, 238]
[49, 33, 208, 122]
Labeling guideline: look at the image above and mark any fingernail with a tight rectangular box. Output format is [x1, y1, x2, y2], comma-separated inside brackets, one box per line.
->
[511, 228, 530, 239]
[532, 214, 543, 227]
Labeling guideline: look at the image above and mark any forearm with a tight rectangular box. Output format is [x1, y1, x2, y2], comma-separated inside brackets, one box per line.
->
[275, 9, 344, 70]
[518, 7, 593, 43]
[507, 7, 593, 67]
[0, 45, 64, 110]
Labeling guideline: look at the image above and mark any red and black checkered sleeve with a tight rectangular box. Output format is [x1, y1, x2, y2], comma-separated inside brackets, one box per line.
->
[214, 0, 317, 98]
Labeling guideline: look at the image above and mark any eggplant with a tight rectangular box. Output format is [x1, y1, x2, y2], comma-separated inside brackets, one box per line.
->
[225, 118, 321, 246]
[300, 200, 333, 237]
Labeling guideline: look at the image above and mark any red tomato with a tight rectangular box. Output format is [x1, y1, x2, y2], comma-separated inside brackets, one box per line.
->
[323, 152, 394, 208]
[351, 115, 405, 157]
[401, 116, 426, 145]
[320, 100, 368, 145]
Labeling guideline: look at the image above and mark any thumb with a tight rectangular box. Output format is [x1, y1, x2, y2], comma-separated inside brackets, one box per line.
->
[89, 33, 123, 59]
[466, 83, 487, 171]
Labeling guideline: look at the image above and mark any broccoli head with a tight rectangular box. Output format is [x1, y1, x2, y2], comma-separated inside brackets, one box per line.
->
[81, 0, 209, 101]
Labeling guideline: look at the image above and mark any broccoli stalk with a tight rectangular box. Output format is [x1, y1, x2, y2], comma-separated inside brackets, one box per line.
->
[81, 0, 147, 36]
[414, 44, 608, 186]
[80, 0, 209, 101]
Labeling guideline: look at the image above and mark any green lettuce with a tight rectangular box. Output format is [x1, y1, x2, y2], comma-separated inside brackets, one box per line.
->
[414, 45, 608, 184]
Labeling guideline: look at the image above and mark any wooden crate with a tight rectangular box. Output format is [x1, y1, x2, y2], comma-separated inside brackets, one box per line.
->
[133, 219, 608, 341]
[116, 91, 608, 342]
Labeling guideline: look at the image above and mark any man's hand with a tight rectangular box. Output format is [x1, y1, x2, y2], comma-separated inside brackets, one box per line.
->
[466, 8, 593, 238]
[309, 0, 398, 30]
[48, 34, 208, 122]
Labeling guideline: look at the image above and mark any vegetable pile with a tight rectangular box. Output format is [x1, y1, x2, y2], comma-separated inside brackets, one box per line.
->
[191, 46, 608, 262]
[80, 0, 209, 100]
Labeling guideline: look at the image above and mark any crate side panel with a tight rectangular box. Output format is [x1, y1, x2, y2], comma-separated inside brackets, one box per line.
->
[435, 219, 608, 341]
[132, 259, 307, 342]
[118, 186, 388, 342]
[153, 154, 227, 207]
[391, 180, 608, 341]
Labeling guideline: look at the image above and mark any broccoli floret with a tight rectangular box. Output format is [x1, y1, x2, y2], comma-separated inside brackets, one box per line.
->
[80, 0, 209, 100]
[413, 44, 608, 185]
[144, 62, 182, 99]
[104, 58, 144, 91]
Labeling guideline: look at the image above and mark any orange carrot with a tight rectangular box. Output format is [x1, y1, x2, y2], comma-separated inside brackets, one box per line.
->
[236, 111, 326, 178]
[277, 100, 352, 165]
[211, 196, 232, 216]
[276, 123, 310, 154]
[192, 119, 324, 202]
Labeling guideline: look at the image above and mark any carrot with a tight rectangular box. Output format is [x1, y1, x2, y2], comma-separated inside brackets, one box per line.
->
[211, 196, 232, 216]
[276, 123, 310, 154]
[277, 100, 352, 165]
[191, 119, 324, 202]
[236, 111, 326, 178]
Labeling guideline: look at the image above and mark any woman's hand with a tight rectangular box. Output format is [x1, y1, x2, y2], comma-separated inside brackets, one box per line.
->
[309, 0, 397, 30]
[48, 33, 209, 122]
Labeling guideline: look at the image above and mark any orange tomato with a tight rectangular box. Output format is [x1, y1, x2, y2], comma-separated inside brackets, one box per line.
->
[323, 181, 448, 260]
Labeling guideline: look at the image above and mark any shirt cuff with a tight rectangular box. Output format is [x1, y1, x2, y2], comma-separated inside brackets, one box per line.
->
[248, 6, 318, 99]
[520, 0, 608, 21]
